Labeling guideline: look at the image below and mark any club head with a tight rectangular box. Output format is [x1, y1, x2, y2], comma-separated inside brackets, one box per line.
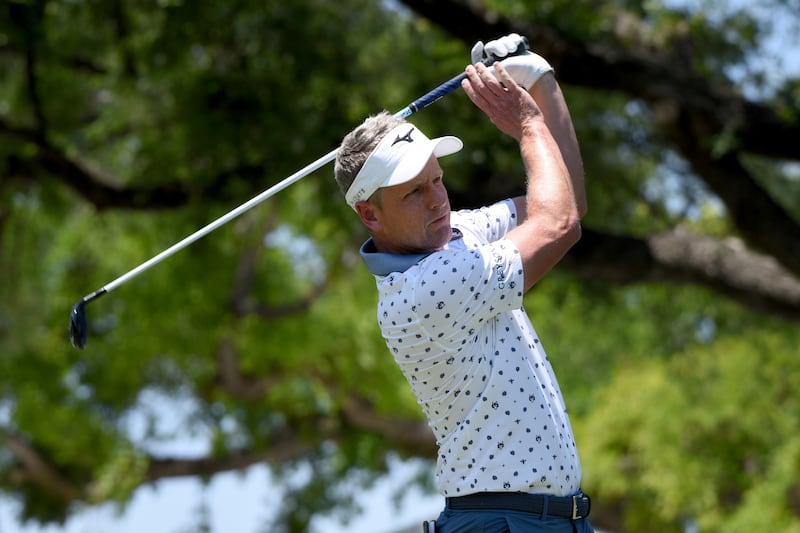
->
[69, 299, 88, 349]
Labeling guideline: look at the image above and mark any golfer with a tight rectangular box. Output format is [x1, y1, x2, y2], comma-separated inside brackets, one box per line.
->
[334, 34, 591, 533]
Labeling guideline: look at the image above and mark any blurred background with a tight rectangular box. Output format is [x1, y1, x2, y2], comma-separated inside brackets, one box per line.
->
[1, 0, 799, 531]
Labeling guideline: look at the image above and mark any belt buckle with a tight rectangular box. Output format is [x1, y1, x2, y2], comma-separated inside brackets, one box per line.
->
[571, 493, 582, 520]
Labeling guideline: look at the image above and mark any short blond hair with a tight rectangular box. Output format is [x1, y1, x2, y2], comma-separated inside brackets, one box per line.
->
[334, 111, 407, 198]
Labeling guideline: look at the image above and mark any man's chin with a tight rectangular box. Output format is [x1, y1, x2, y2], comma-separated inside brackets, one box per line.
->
[432, 223, 454, 249]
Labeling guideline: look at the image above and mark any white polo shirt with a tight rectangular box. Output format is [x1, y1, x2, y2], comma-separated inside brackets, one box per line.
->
[360, 199, 582, 497]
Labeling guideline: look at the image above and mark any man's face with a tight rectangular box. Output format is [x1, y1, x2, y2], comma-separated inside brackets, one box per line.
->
[360, 155, 452, 255]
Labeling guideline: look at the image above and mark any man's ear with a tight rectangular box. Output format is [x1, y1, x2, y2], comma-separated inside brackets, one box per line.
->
[355, 201, 382, 232]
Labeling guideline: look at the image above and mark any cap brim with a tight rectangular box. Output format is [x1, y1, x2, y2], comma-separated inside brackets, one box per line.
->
[433, 135, 463, 158]
[345, 124, 463, 209]
[383, 135, 463, 188]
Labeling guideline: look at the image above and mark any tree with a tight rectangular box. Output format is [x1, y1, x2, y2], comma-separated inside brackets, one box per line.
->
[1, 0, 798, 531]
[402, 0, 800, 320]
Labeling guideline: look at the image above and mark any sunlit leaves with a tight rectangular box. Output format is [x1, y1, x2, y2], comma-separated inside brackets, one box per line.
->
[577, 326, 800, 531]
[0, 0, 798, 530]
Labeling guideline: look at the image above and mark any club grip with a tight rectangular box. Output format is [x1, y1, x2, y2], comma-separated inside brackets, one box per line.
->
[399, 36, 530, 117]
[403, 72, 467, 116]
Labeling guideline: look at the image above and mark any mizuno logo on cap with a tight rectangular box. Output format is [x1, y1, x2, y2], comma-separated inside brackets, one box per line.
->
[391, 127, 415, 146]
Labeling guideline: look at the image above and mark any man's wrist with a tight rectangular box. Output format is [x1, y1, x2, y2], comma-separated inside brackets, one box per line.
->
[519, 116, 547, 140]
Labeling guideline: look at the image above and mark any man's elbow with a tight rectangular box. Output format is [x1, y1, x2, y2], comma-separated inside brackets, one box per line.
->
[565, 218, 582, 248]
[577, 199, 588, 219]
[546, 213, 582, 254]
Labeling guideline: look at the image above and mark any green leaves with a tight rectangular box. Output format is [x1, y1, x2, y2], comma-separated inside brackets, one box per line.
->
[0, 0, 798, 530]
[577, 325, 800, 531]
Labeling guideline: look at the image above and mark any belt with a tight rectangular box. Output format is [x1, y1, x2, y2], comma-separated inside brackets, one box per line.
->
[446, 491, 591, 520]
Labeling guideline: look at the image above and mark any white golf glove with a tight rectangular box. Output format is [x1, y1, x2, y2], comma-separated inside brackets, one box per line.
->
[470, 33, 553, 90]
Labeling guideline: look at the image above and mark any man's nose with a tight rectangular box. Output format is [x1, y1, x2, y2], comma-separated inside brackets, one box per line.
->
[428, 183, 448, 209]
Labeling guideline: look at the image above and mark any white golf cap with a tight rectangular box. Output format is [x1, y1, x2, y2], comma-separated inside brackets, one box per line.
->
[345, 123, 462, 209]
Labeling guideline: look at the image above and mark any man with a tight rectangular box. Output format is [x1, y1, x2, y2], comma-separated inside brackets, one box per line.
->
[334, 34, 591, 533]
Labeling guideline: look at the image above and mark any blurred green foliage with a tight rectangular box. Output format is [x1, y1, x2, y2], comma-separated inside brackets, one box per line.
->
[1, 0, 798, 531]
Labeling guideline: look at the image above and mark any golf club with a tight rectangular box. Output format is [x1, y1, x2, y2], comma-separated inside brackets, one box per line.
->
[69, 39, 530, 349]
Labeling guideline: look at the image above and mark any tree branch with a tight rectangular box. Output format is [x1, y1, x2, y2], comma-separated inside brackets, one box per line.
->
[340, 396, 436, 457]
[400, 0, 800, 159]
[0, 428, 82, 502]
[143, 402, 436, 483]
[11, 1, 48, 142]
[400, 0, 800, 312]
[0, 118, 272, 210]
[663, 105, 800, 277]
[145, 433, 314, 481]
[212, 338, 436, 457]
[229, 234, 331, 319]
[110, 0, 137, 77]
[562, 228, 800, 320]
[215, 338, 286, 401]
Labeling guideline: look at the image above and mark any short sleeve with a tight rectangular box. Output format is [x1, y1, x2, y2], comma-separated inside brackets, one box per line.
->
[450, 199, 518, 244]
[412, 238, 524, 350]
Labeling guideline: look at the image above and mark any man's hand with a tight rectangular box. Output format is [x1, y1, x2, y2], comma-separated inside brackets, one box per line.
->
[461, 61, 541, 142]
[471, 33, 553, 90]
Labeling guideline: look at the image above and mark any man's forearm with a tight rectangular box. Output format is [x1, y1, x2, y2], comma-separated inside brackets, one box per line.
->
[529, 74, 587, 217]
[519, 118, 578, 228]
[506, 117, 581, 290]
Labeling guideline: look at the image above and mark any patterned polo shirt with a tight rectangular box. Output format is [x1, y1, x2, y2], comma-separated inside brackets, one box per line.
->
[360, 199, 582, 497]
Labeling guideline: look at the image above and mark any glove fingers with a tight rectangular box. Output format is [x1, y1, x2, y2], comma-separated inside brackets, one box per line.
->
[471, 41, 485, 64]
[484, 40, 507, 59]
[500, 35, 518, 55]
[503, 33, 526, 55]
[485, 33, 524, 59]
[469, 33, 550, 90]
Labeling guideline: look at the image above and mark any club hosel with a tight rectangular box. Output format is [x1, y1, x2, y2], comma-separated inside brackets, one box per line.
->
[82, 288, 108, 305]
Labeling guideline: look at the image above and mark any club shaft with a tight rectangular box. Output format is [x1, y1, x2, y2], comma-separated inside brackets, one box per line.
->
[101, 148, 337, 294]
[90, 74, 469, 297]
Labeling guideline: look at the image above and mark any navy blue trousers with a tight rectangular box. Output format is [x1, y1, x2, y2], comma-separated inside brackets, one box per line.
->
[433, 507, 595, 533]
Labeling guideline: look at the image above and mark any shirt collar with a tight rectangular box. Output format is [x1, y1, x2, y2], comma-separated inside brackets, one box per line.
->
[360, 228, 463, 276]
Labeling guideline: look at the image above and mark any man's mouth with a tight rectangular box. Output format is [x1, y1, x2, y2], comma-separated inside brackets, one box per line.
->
[431, 213, 449, 226]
